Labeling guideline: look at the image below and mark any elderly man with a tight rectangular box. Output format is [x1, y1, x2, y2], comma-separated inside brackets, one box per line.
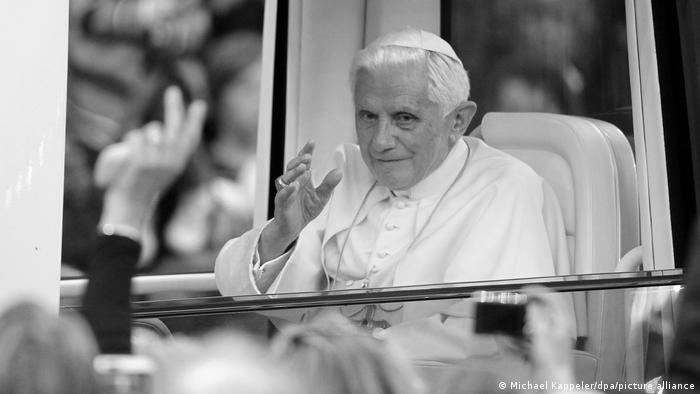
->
[216, 28, 566, 296]
[215, 28, 570, 363]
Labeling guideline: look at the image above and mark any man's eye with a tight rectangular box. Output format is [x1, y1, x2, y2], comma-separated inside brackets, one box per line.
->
[395, 113, 417, 127]
[359, 112, 377, 122]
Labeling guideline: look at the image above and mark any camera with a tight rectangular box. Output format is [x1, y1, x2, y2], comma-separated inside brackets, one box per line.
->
[474, 291, 527, 338]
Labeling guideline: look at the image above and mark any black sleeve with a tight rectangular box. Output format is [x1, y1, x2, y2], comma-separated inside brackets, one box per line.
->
[81, 235, 141, 354]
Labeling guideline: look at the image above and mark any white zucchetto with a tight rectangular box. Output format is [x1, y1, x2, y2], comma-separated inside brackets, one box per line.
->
[366, 28, 463, 66]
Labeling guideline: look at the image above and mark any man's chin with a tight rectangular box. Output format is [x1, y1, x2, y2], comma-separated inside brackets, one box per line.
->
[374, 175, 413, 191]
[368, 163, 415, 190]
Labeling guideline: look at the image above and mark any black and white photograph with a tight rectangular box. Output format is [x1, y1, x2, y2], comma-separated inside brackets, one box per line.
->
[1, 0, 700, 393]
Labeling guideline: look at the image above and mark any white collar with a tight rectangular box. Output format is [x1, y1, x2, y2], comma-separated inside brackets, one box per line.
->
[391, 139, 469, 200]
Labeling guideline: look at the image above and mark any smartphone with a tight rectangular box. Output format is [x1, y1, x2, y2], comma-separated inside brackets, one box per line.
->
[474, 292, 527, 338]
[93, 354, 156, 394]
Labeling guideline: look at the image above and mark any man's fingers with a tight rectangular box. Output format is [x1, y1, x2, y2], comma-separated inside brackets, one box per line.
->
[299, 141, 315, 170]
[275, 181, 298, 208]
[285, 153, 312, 172]
[282, 141, 316, 172]
[315, 168, 343, 201]
[280, 163, 307, 186]
[297, 140, 315, 157]
[164, 86, 185, 140]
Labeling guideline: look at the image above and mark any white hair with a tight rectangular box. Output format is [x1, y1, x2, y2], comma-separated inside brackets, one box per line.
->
[349, 44, 471, 115]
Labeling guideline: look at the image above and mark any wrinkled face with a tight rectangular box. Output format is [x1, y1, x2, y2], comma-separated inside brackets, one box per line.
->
[354, 66, 454, 190]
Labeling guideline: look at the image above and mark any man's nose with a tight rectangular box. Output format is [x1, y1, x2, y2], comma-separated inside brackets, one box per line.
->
[371, 118, 396, 152]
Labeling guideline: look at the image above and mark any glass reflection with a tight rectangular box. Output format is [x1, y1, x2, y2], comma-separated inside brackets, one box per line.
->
[447, 0, 631, 138]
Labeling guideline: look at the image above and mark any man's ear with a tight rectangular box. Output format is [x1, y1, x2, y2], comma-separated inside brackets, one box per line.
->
[450, 101, 477, 135]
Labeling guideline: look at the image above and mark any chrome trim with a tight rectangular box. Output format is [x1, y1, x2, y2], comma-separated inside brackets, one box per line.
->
[62, 270, 683, 319]
[60, 273, 217, 299]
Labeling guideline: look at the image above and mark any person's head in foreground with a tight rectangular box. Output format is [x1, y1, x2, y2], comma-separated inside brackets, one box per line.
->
[350, 28, 477, 191]
[270, 312, 423, 394]
[0, 301, 99, 394]
[151, 331, 302, 394]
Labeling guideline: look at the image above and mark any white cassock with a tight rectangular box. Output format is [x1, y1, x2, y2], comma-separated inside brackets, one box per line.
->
[215, 136, 571, 363]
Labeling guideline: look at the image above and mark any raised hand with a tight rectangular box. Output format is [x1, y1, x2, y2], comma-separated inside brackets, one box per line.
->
[259, 141, 342, 262]
[95, 86, 207, 232]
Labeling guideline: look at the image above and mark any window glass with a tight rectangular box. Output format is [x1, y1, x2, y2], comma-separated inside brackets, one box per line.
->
[445, 0, 632, 141]
[61, 0, 264, 277]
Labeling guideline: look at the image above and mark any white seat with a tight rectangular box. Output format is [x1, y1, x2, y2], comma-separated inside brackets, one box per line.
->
[481, 113, 621, 273]
[480, 112, 640, 382]
[588, 119, 639, 254]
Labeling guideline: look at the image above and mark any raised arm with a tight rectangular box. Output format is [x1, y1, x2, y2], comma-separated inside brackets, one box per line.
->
[83, 86, 206, 353]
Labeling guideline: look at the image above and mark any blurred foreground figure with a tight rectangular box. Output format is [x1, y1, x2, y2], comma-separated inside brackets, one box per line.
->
[84, 86, 206, 353]
[0, 302, 99, 394]
[271, 312, 423, 394]
[152, 332, 303, 394]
